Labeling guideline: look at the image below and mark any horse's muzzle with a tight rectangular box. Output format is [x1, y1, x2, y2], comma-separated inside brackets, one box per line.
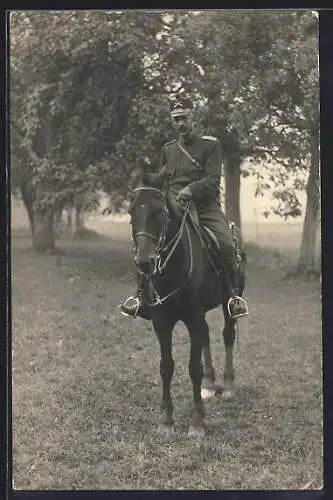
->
[135, 255, 157, 276]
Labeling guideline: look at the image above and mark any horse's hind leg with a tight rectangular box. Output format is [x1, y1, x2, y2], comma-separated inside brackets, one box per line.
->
[152, 315, 176, 432]
[201, 318, 217, 397]
[221, 302, 236, 400]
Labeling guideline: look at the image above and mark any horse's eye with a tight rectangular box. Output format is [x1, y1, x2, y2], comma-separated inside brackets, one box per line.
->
[128, 202, 134, 215]
[129, 213, 136, 226]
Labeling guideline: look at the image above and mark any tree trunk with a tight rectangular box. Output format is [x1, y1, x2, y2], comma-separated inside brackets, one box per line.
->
[53, 205, 65, 237]
[65, 207, 73, 232]
[32, 208, 56, 253]
[19, 184, 57, 252]
[31, 182, 58, 253]
[12, 126, 58, 252]
[19, 182, 35, 237]
[224, 156, 242, 235]
[298, 131, 320, 274]
[74, 203, 84, 232]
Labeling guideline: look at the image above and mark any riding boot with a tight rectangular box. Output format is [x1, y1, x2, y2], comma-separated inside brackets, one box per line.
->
[120, 274, 152, 320]
[221, 252, 248, 320]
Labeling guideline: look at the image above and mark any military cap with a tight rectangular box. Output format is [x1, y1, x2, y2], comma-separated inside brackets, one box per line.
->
[169, 96, 194, 117]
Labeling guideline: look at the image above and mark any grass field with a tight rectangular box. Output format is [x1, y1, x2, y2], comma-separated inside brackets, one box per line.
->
[11, 217, 322, 490]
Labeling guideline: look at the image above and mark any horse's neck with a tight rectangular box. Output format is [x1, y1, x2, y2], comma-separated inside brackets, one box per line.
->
[165, 213, 197, 271]
[164, 218, 184, 264]
[164, 194, 204, 271]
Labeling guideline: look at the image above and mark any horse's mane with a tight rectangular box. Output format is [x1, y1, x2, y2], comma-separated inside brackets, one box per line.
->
[130, 164, 167, 189]
[165, 194, 183, 223]
[130, 165, 183, 223]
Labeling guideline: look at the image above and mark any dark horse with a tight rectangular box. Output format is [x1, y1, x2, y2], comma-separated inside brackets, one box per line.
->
[128, 166, 246, 437]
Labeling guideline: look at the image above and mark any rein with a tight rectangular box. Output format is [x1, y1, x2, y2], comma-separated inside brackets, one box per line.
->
[157, 201, 190, 273]
[131, 187, 194, 307]
[147, 204, 194, 307]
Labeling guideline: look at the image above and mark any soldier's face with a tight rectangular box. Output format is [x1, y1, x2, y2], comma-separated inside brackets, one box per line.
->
[171, 112, 193, 137]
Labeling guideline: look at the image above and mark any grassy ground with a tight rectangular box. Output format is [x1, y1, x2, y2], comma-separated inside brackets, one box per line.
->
[11, 219, 322, 490]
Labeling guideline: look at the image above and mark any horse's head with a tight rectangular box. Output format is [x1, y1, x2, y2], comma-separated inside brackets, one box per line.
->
[129, 165, 169, 276]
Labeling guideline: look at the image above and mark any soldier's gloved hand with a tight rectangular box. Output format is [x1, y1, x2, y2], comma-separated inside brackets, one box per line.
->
[176, 186, 192, 203]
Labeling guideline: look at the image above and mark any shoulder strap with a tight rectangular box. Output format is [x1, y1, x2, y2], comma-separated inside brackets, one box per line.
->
[201, 135, 217, 141]
[177, 142, 201, 168]
[164, 139, 177, 147]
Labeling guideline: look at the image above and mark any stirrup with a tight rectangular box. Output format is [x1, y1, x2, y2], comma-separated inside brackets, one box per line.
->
[227, 295, 249, 319]
[120, 296, 141, 318]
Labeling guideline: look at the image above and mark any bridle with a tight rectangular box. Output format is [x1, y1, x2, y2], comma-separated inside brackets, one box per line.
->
[130, 186, 194, 306]
[131, 187, 169, 256]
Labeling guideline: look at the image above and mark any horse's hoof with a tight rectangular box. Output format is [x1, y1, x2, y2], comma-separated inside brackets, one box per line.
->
[201, 387, 216, 400]
[221, 389, 235, 400]
[214, 384, 223, 396]
[188, 425, 205, 438]
[157, 424, 175, 434]
[202, 378, 216, 391]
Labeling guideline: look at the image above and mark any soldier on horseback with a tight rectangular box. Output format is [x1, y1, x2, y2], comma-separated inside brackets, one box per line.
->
[120, 96, 248, 320]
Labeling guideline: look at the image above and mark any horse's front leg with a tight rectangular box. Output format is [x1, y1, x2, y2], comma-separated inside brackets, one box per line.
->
[221, 302, 237, 400]
[183, 312, 206, 437]
[152, 313, 176, 432]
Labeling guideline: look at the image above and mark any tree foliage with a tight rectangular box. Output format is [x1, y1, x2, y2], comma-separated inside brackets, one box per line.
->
[10, 10, 320, 270]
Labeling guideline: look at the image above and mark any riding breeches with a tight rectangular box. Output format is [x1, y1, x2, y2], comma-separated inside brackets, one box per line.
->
[196, 206, 241, 296]
[197, 209, 235, 264]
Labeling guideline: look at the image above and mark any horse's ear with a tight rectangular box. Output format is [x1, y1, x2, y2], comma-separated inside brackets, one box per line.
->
[167, 193, 182, 221]
[130, 168, 143, 188]
[145, 164, 168, 188]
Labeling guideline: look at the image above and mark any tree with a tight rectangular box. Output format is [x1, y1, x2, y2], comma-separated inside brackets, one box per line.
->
[242, 11, 320, 273]
[11, 11, 320, 273]
[142, 10, 278, 232]
[10, 11, 150, 251]
[163, 10, 319, 273]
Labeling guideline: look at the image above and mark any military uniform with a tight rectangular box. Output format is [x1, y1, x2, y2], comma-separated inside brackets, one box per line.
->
[160, 133, 235, 265]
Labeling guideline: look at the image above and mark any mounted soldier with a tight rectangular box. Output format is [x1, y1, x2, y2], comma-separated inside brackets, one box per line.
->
[120, 96, 248, 320]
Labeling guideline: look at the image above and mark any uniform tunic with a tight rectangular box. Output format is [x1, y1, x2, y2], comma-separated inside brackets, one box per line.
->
[160, 133, 234, 254]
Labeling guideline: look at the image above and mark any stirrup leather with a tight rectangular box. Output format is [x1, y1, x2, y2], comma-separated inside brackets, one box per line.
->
[227, 295, 248, 319]
[120, 296, 141, 318]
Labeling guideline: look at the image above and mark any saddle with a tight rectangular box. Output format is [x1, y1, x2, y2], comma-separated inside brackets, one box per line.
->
[167, 196, 223, 274]
[186, 205, 245, 278]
